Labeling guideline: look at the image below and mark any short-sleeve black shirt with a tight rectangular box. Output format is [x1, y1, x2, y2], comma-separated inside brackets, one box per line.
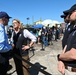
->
[62, 24, 73, 49]
[64, 26, 76, 68]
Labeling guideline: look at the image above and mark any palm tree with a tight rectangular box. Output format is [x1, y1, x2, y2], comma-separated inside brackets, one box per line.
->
[26, 17, 29, 25]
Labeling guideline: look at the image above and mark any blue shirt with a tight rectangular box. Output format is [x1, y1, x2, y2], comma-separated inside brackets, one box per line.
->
[0, 24, 12, 53]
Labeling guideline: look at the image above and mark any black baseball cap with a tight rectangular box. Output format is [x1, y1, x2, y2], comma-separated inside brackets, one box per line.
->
[60, 14, 67, 18]
[63, 4, 76, 14]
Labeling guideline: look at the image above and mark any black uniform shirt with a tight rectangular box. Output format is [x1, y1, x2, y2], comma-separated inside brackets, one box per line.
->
[62, 24, 73, 49]
[64, 26, 76, 68]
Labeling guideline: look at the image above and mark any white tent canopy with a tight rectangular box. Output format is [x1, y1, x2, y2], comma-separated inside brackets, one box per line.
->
[42, 19, 60, 27]
[42, 19, 52, 25]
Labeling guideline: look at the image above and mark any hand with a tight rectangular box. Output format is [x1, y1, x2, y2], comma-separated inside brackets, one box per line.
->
[58, 61, 65, 75]
[22, 45, 30, 51]
[11, 44, 14, 49]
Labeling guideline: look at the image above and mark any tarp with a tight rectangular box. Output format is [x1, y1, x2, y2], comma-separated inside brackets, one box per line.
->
[32, 24, 43, 28]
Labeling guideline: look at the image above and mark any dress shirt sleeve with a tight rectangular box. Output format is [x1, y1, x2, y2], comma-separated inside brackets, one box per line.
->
[23, 29, 36, 42]
[0, 27, 12, 51]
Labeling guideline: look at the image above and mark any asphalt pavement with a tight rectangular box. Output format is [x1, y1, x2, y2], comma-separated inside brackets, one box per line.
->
[7, 40, 62, 75]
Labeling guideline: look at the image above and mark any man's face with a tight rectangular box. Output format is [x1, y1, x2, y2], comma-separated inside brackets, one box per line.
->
[3, 17, 9, 26]
[64, 15, 70, 23]
[70, 10, 76, 21]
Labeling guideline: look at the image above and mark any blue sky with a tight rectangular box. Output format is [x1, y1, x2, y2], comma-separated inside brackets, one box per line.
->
[0, 0, 76, 25]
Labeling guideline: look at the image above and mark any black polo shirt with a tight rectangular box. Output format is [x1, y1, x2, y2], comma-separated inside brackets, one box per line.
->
[62, 24, 73, 49]
[64, 26, 76, 68]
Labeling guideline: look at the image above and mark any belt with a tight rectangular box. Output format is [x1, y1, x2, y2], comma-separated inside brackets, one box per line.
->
[65, 66, 76, 72]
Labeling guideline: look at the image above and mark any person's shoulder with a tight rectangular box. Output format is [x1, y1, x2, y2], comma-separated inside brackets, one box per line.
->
[20, 28, 25, 32]
[0, 25, 4, 33]
[23, 28, 29, 32]
[21, 28, 29, 34]
[0, 24, 3, 29]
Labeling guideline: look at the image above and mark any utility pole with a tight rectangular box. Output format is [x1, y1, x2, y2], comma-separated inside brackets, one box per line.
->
[32, 16, 34, 25]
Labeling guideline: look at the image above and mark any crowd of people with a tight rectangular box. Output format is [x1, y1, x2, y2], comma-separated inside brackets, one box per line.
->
[0, 4, 76, 75]
[7, 24, 63, 48]
[0, 11, 66, 75]
[0, 10, 63, 75]
[33, 26, 61, 45]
